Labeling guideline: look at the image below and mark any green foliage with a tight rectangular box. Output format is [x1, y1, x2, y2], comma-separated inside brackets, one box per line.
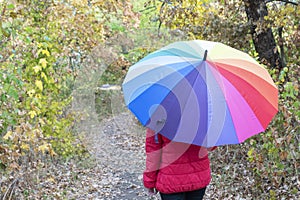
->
[1, 1, 76, 172]
[153, 0, 250, 49]
[0, 0, 142, 176]
[245, 65, 299, 197]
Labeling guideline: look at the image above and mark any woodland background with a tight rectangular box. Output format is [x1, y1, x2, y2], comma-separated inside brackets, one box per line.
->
[0, 0, 299, 199]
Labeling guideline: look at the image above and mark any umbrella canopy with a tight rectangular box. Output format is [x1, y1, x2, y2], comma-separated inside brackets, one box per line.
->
[122, 40, 278, 147]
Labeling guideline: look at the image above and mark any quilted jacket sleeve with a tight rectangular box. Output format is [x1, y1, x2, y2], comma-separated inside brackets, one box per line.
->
[143, 128, 162, 189]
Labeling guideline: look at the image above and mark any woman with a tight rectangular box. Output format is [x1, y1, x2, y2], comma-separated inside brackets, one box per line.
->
[143, 128, 216, 200]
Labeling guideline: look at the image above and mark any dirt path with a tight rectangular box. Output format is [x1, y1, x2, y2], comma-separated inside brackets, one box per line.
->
[80, 112, 160, 200]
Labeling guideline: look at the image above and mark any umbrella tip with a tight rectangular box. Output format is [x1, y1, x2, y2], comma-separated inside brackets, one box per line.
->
[203, 50, 208, 61]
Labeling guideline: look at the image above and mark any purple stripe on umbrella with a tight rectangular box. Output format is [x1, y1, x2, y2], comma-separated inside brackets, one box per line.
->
[181, 62, 208, 145]
[146, 89, 181, 137]
[147, 62, 210, 145]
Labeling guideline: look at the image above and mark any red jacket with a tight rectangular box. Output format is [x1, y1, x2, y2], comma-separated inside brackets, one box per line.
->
[143, 128, 214, 194]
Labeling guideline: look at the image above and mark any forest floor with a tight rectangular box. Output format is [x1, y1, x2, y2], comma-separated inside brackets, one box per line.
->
[10, 106, 299, 199]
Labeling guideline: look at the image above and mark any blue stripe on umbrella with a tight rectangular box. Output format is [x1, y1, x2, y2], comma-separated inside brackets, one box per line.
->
[139, 48, 201, 63]
[128, 83, 171, 126]
[123, 61, 198, 104]
[214, 105, 239, 146]
[127, 62, 198, 126]
[165, 41, 205, 58]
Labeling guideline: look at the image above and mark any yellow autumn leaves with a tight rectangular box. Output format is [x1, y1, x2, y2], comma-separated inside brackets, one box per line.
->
[39, 58, 48, 68]
[3, 124, 56, 156]
[30, 49, 51, 93]
[35, 80, 43, 91]
[33, 65, 42, 73]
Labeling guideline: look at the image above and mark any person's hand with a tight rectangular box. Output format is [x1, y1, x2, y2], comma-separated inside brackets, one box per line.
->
[207, 146, 217, 151]
[147, 188, 157, 196]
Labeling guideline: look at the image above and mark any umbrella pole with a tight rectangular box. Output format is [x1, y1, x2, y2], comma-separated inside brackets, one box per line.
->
[203, 50, 208, 61]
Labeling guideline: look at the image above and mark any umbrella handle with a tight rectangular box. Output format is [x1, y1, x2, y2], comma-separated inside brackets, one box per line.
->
[154, 119, 166, 144]
[156, 119, 166, 125]
[154, 133, 159, 144]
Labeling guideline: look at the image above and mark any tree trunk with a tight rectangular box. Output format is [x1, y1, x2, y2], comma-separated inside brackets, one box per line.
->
[243, 0, 283, 70]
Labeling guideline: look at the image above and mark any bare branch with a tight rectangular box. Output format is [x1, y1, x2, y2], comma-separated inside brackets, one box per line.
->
[2, 178, 19, 200]
[265, 0, 299, 6]
[158, 0, 167, 36]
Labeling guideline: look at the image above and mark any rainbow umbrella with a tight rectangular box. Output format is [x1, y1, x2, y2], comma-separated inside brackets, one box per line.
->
[122, 40, 278, 147]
